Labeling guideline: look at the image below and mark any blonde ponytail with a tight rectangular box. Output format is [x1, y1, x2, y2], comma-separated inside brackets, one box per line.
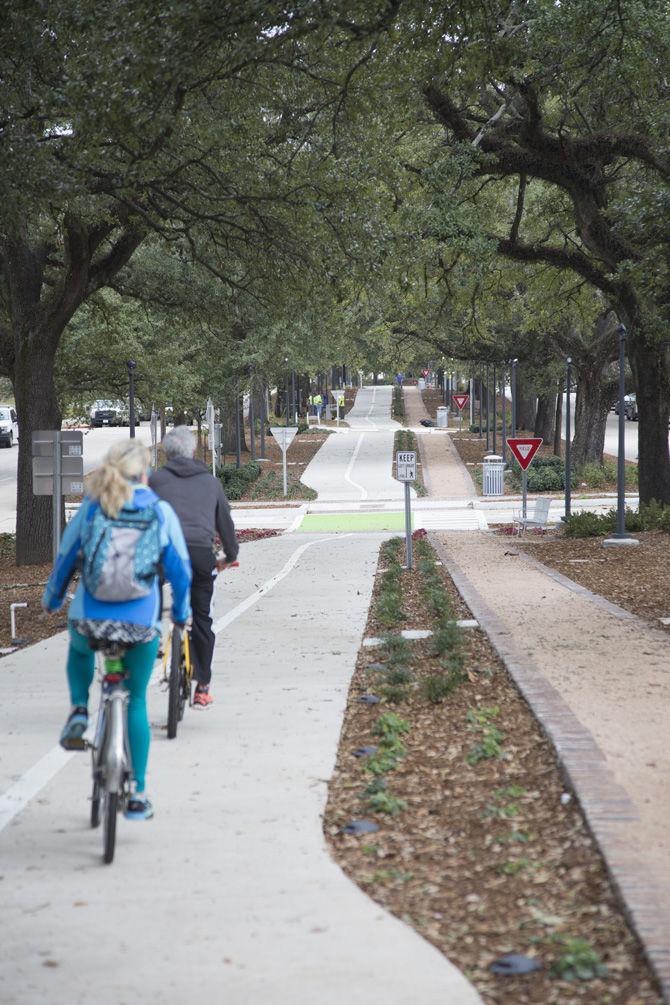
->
[86, 440, 151, 518]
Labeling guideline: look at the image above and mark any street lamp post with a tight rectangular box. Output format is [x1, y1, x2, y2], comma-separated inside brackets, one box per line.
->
[478, 367, 483, 438]
[492, 364, 497, 454]
[511, 358, 518, 437]
[501, 366, 507, 464]
[565, 357, 572, 520]
[485, 364, 491, 451]
[127, 360, 137, 438]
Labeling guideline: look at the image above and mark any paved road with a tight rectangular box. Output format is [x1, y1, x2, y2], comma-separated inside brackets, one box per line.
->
[0, 426, 153, 533]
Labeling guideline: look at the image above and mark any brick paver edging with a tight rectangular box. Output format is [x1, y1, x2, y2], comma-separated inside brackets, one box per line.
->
[429, 532, 670, 1003]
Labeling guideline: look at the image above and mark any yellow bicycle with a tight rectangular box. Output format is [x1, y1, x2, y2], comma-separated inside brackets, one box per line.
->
[162, 624, 193, 739]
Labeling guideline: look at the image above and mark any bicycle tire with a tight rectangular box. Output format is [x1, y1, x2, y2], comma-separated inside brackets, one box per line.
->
[167, 630, 181, 739]
[90, 776, 101, 828]
[103, 790, 118, 864]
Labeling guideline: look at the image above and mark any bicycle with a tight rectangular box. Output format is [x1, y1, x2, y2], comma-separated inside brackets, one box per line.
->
[161, 560, 239, 738]
[162, 623, 193, 740]
[89, 644, 133, 865]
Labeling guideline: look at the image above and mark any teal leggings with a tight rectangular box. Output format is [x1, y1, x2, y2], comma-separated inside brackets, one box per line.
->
[66, 628, 159, 792]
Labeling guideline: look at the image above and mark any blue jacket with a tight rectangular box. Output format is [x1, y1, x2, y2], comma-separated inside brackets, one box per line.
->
[43, 486, 192, 629]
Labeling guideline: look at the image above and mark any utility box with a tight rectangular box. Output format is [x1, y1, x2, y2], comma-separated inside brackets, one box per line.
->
[482, 454, 505, 496]
[436, 406, 448, 428]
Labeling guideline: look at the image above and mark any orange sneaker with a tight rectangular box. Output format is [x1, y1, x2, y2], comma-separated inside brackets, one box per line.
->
[193, 686, 213, 708]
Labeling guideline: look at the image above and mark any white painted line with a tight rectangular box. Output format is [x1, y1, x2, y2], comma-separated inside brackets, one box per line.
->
[344, 434, 368, 500]
[365, 387, 378, 430]
[0, 746, 73, 834]
[286, 505, 307, 534]
[213, 534, 354, 636]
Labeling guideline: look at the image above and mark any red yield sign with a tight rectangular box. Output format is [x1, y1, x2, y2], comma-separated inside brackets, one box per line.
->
[507, 437, 542, 470]
[452, 393, 470, 412]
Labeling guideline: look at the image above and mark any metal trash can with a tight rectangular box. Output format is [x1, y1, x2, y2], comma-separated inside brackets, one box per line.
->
[436, 406, 448, 428]
[418, 377, 426, 390]
[482, 454, 505, 496]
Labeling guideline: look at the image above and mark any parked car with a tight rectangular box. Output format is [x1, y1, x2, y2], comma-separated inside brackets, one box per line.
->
[89, 400, 123, 427]
[0, 406, 19, 447]
[613, 393, 634, 416]
[624, 393, 638, 421]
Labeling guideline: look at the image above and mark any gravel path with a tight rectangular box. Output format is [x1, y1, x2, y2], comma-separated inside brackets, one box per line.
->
[403, 388, 475, 499]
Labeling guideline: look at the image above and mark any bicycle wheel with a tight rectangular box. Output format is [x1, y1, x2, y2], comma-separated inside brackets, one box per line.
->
[90, 773, 101, 828]
[103, 791, 118, 864]
[167, 630, 182, 739]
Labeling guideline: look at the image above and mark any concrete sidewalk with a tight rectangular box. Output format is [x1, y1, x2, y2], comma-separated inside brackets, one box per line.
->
[0, 534, 481, 1005]
[301, 385, 412, 502]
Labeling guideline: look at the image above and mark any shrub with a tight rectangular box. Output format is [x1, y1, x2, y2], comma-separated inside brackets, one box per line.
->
[421, 666, 464, 704]
[219, 460, 262, 500]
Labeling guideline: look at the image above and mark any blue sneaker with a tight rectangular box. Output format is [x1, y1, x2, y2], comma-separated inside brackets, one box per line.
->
[124, 795, 154, 821]
[59, 707, 88, 750]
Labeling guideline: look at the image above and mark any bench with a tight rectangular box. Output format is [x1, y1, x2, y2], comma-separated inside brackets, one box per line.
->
[512, 497, 552, 534]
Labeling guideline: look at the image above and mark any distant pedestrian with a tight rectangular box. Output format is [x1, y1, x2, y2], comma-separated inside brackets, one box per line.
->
[313, 392, 323, 422]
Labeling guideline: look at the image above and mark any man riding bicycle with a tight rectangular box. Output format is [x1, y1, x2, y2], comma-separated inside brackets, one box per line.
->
[150, 426, 238, 708]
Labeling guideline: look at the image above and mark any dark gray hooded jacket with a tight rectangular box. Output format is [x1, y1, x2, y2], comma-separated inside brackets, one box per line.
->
[149, 457, 238, 560]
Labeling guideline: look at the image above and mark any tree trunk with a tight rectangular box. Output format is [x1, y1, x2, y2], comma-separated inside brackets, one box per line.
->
[515, 372, 536, 432]
[629, 337, 670, 504]
[14, 333, 62, 564]
[571, 366, 613, 468]
[534, 392, 556, 441]
[221, 387, 247, 455]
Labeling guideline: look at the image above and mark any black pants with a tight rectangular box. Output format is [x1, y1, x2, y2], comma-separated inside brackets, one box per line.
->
[188, 546, 216, 687]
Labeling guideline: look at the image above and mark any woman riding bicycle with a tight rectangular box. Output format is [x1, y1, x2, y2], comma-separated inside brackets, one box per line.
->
[43, 440, 192, 821]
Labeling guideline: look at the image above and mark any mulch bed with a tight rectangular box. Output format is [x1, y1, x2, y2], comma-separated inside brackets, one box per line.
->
[324, 536, 660, 1005]
[222, 428, 331, 501]
[517, 530, 670, 633]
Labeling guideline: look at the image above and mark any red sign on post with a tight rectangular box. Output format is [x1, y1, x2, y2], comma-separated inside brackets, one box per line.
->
[507, 437, 543, 470]
[452, 393, 470, 412]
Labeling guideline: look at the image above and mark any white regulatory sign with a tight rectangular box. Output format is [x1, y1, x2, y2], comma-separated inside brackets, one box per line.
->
[269, 426, 299, 453]
[396, 450, 416, 481]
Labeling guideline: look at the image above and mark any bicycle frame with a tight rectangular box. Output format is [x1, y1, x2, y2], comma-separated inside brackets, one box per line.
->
[161, 626, 193, 686]
[92, 656, 132, 794]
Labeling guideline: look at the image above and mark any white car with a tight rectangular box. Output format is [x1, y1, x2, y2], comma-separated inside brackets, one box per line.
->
[0, 406, 18, 448]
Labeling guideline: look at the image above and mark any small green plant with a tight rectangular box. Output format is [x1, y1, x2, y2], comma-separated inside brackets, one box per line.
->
[373, 711, 410, 742]
[549, 937, 608, 982]
[361, 844, 377, 856]
[494, 784, 526, 799]
[499, 830, 531, 844]
[380, 684, 408, 704]
[372, 868, 413, 883]
[385, 667, 413, 686]
[421, 665, 464, 704]
[466, 706, 504, 764]
[499, 857, 533, 876]
[430, 620, 462, 658]
[365, 749, 403, 775]
[483, 801, 521, 819]
[366, 790, 407, 815]
[380, 633, 412, 667]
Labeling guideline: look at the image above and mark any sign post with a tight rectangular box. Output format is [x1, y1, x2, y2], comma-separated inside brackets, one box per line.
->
[270, 426, 299, 497]
[150, 407, 158, 470]
[32, 430, 84, 560]
[452, 393, 470, 432]
[396, 450, 416, 569]
[206, 398, 216, 475]
[507, 437, 543, 528]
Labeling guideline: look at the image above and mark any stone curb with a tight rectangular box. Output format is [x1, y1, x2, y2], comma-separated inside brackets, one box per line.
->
[429, 532, 670, 1003]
